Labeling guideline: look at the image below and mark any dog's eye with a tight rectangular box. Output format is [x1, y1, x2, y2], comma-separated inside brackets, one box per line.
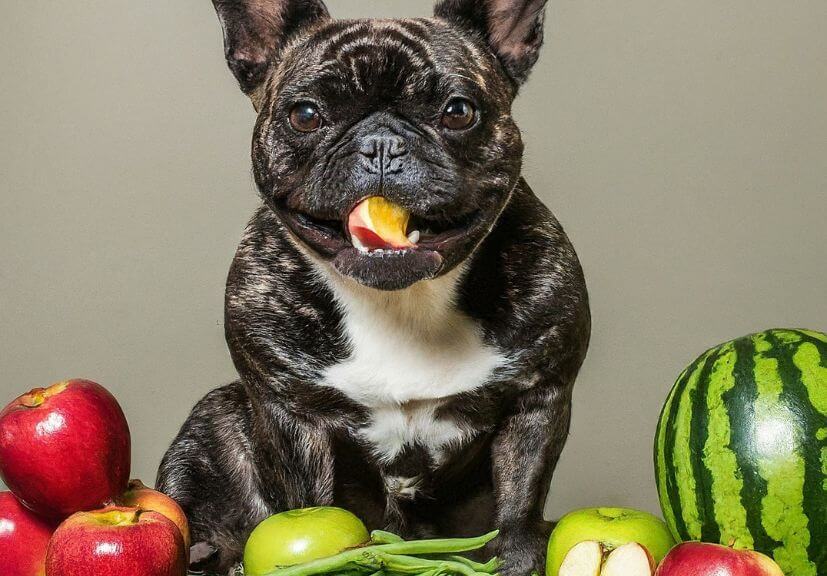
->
[441, 98, 476, 130]
[289, 102, 323, 133]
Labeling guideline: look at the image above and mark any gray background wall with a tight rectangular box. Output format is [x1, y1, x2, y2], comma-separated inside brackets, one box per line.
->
[1, 1, 825, 521]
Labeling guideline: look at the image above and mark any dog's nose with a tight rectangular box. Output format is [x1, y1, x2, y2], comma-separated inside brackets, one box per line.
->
[358, 134, 408, 174]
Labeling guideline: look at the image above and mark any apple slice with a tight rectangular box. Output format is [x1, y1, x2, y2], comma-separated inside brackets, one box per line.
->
[347, 196, 414, 251]
[559, 541, 605, 576]
[602, 543, 655, 576]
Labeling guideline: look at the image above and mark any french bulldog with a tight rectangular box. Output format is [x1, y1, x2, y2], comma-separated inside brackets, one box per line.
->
[157, 1, 590, 574]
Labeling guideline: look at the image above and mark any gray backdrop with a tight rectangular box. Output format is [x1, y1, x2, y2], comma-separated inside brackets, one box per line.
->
[1, 1, 826, 521]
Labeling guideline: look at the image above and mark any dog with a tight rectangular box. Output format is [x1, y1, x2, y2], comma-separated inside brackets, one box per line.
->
[157, 1, 590, 574]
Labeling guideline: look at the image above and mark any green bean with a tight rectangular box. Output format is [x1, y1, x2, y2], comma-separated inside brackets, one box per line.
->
[362, 552, 442, 572]
[277, 530, 498, 576]
[374, 531, 499, 556]
[444, 556, 499, 573]
[370, 530, 405, 544]
[322, 568, 364, 576]
[356, 552, 488, 576]
[413, 570, 440, 576]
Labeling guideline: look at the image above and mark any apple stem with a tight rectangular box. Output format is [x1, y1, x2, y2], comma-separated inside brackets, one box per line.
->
[19, 381, 69, 407]
[20, 389, 46, 408]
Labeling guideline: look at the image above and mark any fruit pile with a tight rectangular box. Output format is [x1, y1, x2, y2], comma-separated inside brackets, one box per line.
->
[548, 328, 825, 576]
[0, 379, 190, 576]
[547, 508, 785, 576]
[655, 329, 825, 576]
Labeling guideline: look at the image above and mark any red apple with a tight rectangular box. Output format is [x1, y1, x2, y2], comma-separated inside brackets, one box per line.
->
[0, 379, 131, 518]
[45, 506, 187, 576]
[0, 491, 55, 576]
[655, 542, 784, 576]
[118, 479, 190, 547]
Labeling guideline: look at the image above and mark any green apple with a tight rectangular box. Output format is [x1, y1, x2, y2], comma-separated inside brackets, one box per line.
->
[243, 507, 369, 576]
[546, 507, 675, 576]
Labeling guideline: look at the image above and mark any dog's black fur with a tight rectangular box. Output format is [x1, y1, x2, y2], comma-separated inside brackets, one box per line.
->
[157, 1, 590, 574]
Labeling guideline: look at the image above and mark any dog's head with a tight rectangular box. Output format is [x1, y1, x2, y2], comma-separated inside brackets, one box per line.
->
[212, 0, 549, 289]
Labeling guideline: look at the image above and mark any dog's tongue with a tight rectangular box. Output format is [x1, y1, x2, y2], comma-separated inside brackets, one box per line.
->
[347, 197, 414, 251]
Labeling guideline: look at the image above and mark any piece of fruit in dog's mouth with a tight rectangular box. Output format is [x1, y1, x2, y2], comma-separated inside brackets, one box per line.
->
[347, 196, 419, 252]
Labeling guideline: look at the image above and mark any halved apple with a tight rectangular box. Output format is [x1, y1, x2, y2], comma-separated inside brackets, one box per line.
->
[559, 541, 655, 576]
[602, 543, 655, 576]
[559, 541, 605, 576]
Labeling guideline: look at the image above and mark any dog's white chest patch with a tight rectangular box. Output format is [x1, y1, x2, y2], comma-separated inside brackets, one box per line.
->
[317, 266, 509, 461]
[362, 401, 470, 464]
[320, 267, 507, 405]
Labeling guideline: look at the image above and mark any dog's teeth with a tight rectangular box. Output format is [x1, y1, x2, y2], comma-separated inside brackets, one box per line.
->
[365, 247, 410, 257]
[407, 230, 420, 244]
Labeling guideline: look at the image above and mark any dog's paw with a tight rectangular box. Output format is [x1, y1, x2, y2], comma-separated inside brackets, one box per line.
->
[189, 541, 218, 566]
[496, 526, 549, 576]
[187, 539, 243, 576]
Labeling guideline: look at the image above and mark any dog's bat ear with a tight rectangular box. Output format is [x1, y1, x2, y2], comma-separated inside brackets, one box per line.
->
[211, 0, 329, 100]
[434, 0, 548, 85]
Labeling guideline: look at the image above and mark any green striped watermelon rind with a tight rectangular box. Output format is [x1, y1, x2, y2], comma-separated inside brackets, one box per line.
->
[654, 328, 827, 576]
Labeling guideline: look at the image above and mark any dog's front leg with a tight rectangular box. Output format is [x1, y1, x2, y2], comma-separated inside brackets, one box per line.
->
[491, 380, 573, 576]
[157, 381, 336, 575]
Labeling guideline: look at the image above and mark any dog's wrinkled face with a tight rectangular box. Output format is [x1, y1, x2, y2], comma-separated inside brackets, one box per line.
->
[213, 0, 549, 289]
[255, 19, 522, 290]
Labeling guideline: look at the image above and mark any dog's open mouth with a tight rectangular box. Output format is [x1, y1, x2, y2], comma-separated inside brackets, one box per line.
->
[279, 197, 483, 258]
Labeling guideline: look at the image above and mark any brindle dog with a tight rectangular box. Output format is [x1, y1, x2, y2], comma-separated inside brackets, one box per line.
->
[157, 1, 590, 574]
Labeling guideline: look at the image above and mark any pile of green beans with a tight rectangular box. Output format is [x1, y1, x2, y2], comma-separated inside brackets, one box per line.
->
[259, 530, 500, 576]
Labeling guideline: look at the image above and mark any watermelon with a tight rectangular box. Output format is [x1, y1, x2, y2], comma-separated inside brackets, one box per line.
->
[655, 328, 826, 576]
